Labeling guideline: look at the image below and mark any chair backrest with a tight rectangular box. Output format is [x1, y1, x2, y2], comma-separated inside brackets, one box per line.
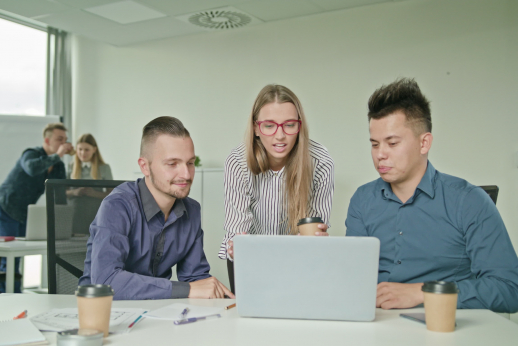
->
[479, 185, 499, 205]
[45, 179, 127, 294]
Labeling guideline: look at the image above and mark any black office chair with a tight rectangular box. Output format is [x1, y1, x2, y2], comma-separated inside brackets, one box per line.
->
[479, 185, 499, 205]
[46, 179, 127, 294]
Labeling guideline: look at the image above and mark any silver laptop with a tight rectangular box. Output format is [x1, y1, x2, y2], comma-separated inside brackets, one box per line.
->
[17, 205, 47, 241]
[233, 236, 380, 322]
[17, 204, 73, 241]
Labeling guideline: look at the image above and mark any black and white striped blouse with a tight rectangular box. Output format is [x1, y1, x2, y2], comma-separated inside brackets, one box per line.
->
[218, 139, 334, 260]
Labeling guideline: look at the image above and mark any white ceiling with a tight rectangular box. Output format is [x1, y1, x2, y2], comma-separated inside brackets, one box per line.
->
[0, 0, 405, 46]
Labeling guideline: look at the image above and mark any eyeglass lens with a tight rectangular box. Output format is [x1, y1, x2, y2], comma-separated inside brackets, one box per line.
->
[260, 121, 300, 135]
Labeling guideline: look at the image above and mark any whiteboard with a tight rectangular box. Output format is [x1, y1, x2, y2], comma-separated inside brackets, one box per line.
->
[0, 114, 61, 183]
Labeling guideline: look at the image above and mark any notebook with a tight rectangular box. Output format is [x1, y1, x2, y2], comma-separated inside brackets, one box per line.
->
[233, 235, 380, 322]
[0, 318, 47, 346]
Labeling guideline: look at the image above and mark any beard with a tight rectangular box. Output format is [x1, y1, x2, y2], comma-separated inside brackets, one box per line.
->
[149, 167, 192, 199]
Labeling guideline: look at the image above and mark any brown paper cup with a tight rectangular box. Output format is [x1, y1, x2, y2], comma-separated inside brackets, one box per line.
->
[298, 223, 320, 236]
[297, 217, 323, 236]
[422, 281, 458, 333]
[76, 285, 114, 337]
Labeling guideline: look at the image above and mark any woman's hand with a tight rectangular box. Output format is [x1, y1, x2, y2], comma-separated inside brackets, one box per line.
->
[227, 232, 247, 259]
[315, 223, 329, 236]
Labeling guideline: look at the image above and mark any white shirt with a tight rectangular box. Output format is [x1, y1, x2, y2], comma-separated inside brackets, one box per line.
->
[219, 140, 334, 260]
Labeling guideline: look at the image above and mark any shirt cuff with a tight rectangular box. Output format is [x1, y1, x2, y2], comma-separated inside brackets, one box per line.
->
[171, 281, 191, 299]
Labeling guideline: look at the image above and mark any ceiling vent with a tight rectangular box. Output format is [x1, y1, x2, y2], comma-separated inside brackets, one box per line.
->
[176, 7, 263, 31]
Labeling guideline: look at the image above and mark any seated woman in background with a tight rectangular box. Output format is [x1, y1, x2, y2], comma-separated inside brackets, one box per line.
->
[219, 84, 335, 292]
[67, 134, 113, 234]
[68, 133, 112, 183]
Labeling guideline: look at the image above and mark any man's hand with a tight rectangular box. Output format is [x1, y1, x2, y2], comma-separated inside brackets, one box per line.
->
[376, 282, 424, 309]
[188, 277, 235, 299]
[57, 143, 74, 157]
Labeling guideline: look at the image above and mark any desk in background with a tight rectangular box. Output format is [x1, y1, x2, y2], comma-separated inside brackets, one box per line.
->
[1, 294, 517, 346]
[0, 241, 47, 293]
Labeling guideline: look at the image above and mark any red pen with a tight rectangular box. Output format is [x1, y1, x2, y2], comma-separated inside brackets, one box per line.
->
[14, 310, 27, 319]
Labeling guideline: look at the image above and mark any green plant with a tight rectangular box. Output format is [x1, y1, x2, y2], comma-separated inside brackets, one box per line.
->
[195, 155, 201, 167]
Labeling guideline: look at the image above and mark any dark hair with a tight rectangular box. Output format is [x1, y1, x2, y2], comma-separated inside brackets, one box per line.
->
[140, 116, 190, 157]
[43, 123, 67, 138]
[368, 78, 432, 134]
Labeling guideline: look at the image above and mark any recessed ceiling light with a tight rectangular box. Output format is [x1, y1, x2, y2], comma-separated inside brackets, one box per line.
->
[83, 0, 166, 25]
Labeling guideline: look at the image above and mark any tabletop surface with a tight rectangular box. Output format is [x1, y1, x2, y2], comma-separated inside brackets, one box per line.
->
[1, 294, 517, 346]
[0, 240, 47, 251]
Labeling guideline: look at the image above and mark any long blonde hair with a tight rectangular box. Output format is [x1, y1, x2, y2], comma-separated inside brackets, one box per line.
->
[245, 84, 312, 234]
[71, 134, 106, 180]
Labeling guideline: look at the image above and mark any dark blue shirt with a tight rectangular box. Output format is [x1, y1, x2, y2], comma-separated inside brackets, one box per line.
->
[79, 178, 211, 300]
[345, 162, 518, 313]
[0, 147, 65, 223]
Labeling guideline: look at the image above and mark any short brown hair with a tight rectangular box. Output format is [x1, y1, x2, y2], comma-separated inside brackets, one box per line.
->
[140, 116, 190, 157]
[368, 78, 431, 135]
[43, 123, 67, 138]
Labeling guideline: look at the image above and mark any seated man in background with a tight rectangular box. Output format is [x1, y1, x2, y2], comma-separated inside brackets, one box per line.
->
[80, 116, 234, 300]
[345, 78, 518, 313]
[0, 123, 72, 293]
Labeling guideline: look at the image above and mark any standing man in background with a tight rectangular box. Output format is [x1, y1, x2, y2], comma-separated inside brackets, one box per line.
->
[0, 123, 73, 293]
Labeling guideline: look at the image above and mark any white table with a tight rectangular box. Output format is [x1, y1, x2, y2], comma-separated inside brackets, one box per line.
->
[0, 241, 47, 293]
[1, 294, 517, 346]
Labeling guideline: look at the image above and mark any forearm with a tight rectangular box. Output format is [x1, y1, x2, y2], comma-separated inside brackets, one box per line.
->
[92, 268, 185, 300]
[21, 153, 61, 176]
[456, 277, 518, 313]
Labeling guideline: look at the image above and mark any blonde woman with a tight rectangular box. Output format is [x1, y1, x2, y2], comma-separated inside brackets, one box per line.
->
[67, 134, 112, 199]
[219, 84, 334, 292]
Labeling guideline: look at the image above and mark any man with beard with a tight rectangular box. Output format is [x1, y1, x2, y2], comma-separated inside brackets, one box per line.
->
[80, 117, 234, 300]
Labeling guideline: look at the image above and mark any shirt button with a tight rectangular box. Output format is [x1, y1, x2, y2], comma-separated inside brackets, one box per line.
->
[397, 260, 401, 264]
[399, 232, 403, 235]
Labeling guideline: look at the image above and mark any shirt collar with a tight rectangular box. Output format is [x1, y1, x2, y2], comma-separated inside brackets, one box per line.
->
[82, 161, 92, 168]
[138, 178, 188, 222]
[415, 161, 436, 199]
[267, 165, 285, 177]
[377, 160, 436, 201]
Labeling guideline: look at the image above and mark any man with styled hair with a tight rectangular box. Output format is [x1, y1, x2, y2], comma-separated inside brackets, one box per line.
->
[346, 78, 518, 312]
[80, 116, 234, 300]
[0, 123, 73, 293]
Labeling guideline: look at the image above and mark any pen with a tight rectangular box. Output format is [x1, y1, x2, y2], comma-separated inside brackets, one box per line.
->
[128, 313, 146, 329]
[174, 314, 221, 325]
[178, 308, 190, 319]
[225, 303, 236, 310]
[14, 310, 27, 320]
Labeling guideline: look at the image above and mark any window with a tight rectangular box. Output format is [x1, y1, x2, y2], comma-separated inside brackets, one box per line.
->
[0, 17, 47, 116]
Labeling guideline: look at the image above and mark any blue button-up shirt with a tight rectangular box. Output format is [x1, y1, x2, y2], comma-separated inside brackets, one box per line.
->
[345, 162, 518, 312]
[79, 178, 211, 300]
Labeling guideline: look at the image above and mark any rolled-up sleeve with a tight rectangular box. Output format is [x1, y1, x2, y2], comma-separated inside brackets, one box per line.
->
[455, 188, 518, 312]
[219, 152, 253, 260]
[308, 156, 334, 228]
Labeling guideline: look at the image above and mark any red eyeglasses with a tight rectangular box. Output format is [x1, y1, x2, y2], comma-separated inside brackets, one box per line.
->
[256, 120, 302, 136]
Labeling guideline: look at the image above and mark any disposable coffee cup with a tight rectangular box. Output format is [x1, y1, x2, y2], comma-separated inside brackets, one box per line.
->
[422, 281, 459, 332]
[75, 285, 114, 337]
[297, 217, 323, 236]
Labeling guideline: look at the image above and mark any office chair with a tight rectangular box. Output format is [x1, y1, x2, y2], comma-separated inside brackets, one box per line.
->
[479, 185, 499, 205]
[46, 179, 127, 294]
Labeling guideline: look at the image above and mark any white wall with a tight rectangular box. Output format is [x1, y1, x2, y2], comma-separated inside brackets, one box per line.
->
[71, 0, 518, 250]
